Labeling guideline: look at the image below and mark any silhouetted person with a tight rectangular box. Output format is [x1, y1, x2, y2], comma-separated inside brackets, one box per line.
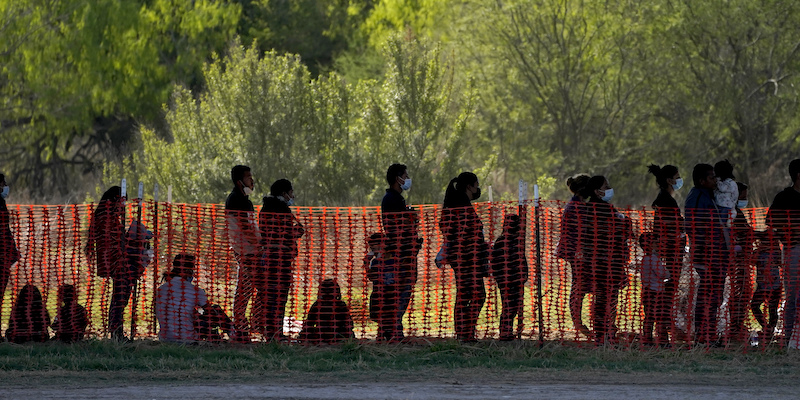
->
[685, 163, 728, 346]
[225, 165, 262, 342]
[767, 159, 800, 346]
[579, 175, 633, 345]
[751, 230, 782, 344]
[647, 164, 685, 341]
[365, 233, 399, 341]
[729, 182, 754, 342]
[0, 174, 20, 318]
[441, 172, 489, 342]
[300, 279, 354, 344]
[639, 232, 670, 346]
[380, 164, 423, 340]
[52, 284, 88, 343]
[258, 179, 305, 341]
[6, 284, 50, 343]
[86, 186, 128, 340]
[556, 174, 591, 338]
[491, 214, 527, 341]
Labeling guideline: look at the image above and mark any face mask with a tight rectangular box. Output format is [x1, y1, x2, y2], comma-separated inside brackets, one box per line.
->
[287, 198, 295, 206]
[0, 186, 7, 199]
[473, 187, 482, 200]
[400, 178, 412, 191]
[242, 185, 253, 196]
[601, 188, 614, 202]
[672, 178, 683, 191]
[737, 200, 748, 209]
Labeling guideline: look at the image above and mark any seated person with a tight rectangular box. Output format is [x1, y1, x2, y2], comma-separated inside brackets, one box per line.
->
[156, 254, 218, 343]
[6, 284, 50, 343]
[52, 284, 89, 343]
[300, 279, 354, 344]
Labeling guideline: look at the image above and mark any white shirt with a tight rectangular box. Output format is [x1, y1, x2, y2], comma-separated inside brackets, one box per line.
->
[156, 276, 208, 343]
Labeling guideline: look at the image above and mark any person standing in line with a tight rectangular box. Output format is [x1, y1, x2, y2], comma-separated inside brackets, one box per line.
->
[638, 232, 671, 346]
[728, 182, 755, 342]
[556, 174, 592, 339]
[380, 164, 422, 340]
[647, 164, 686, 342]
[750, 230, 782, 344]
[86, 186, 129, 340]
[490, 214, 527, 341]
[225, 165, 262, 342]
[767, 159, 800, 346]
[440, 172, 489, 342]
[258, 179, 305, 341]
[0, 174, 20, 318]
[685, 163, 728, 346]
[579, 176, 633, 345]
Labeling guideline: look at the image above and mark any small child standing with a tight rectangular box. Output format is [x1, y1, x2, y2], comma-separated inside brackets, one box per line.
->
[751, 230, 782, 343]
[639, 232, 671, 346]
[300, 279, 354, 344]
[490, 214, 527, 341]
[714, 160, 739, 226]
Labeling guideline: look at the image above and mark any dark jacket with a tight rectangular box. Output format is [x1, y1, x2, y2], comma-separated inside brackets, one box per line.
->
[767, 186, 800, 247]
[556, 195, 583, 262]
[88, 201, 125, 278]
[440, 193, 489, 274]
[685, 187, 727, 265]
[652, 189, 685, 254]
[580, 197, 633, 283]
[0, 197, 19, 271]
[259, 195, 304, 263]
[491, 229, 528, 285]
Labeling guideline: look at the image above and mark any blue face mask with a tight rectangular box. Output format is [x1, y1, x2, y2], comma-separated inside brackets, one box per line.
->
[737, 200, 748, 209]
[601, 188, 614, 202]
[672, 178, 683, 191]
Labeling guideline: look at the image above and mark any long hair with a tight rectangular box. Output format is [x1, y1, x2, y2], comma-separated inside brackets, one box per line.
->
[88, 186, 122, 247]
[443, 172, 477, 208]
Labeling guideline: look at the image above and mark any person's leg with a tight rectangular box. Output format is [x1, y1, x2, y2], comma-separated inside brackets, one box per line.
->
[232, 257, 255, 339]
[751, 287, 767, 329]
[728, 263, 749, 341]
[395, 283, 413, 338]
[782, 245, 800, 344]
[569, 260, 589, 335]
[465, 272, 486, 340]
[453, 269, 471, 340]
[108, 274, 133, 338]
[497, 281, 512, 340]
[642, 287, 656, 345]
[591, 278, 610, 345]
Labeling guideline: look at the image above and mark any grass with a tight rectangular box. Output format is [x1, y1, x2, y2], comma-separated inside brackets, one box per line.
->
[1, 339, 800, 388]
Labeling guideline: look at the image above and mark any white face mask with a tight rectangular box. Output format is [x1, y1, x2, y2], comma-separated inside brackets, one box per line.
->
[400, 178, 412, 191]
[0, 186, 8, 199]
[279, 195, 295, 206]
[601, 188, 614, 202]
[672, 178, 683, 191]
[242, 185, 253, 196]
[737, 200, 748, 209]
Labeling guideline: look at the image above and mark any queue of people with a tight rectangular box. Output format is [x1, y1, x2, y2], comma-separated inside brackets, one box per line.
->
[0, 158, 798, 347]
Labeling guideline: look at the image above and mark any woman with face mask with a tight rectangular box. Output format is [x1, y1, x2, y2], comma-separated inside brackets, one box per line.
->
[647, 164, 686, 343]
[579, 176, 633, 345]
[440, 172, 489, 342]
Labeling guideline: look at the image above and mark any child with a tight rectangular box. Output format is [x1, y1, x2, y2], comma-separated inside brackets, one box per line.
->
[490, 214, 528, 341]
[714, 160, 739, 226]
[300, 279, 354, 344]
[751, 230, 782, 343]
[52, 284, 89, 343]
[364, 233, 403, 341]
[639, 232, 671, 345]
[155, 254, 209, 343]
[6, 284, 50, 343]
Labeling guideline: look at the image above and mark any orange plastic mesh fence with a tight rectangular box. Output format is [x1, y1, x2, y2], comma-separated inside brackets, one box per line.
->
[0, 199, 792, 348]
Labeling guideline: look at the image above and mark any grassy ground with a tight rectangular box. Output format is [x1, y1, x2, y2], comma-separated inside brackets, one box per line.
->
[1, 339, 799, 389]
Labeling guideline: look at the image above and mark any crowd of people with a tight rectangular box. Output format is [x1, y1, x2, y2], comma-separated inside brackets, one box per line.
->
[0, 158, 798, 347]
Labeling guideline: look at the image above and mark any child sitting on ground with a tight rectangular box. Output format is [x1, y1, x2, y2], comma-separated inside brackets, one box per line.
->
[52, 284, 89, 343]
[639, 232, 671, 346]
[300, 279, 354, 344]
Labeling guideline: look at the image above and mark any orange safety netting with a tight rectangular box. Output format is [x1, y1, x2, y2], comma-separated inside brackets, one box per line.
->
[0, 199, 793, 348]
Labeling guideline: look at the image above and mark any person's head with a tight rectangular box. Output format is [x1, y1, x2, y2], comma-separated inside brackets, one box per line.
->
[444, 172, 480, 206]
[231, 165, 254, 195]
[387, 164, 411, 192]
[714, 159, 735, 181]
[367, 232, 385, 253]
[270, 179, 294, 205]
[789, 159, 800, 184]
[166, 253, 196, 281]
[317, 279, 342, 301]
[503, 214, 522, 236]
[101, 186, 122, 202]
[639, 232, 657, 253]
[97, 186, 123, 215]
[17, 284, 44, 310]
[565, 174, 590, 197]
[580, 175, 612, 202]
[0, 173, 8, 200]
[647, 164, 681, 191]
[57, 284, 77, 306]
[692, 163, 716, 189]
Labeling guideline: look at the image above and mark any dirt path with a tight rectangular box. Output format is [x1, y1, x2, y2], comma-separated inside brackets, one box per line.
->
[4, 381, 795, 399]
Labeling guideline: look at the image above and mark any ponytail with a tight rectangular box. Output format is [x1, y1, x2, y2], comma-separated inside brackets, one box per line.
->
[648, 164, 678, 190]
